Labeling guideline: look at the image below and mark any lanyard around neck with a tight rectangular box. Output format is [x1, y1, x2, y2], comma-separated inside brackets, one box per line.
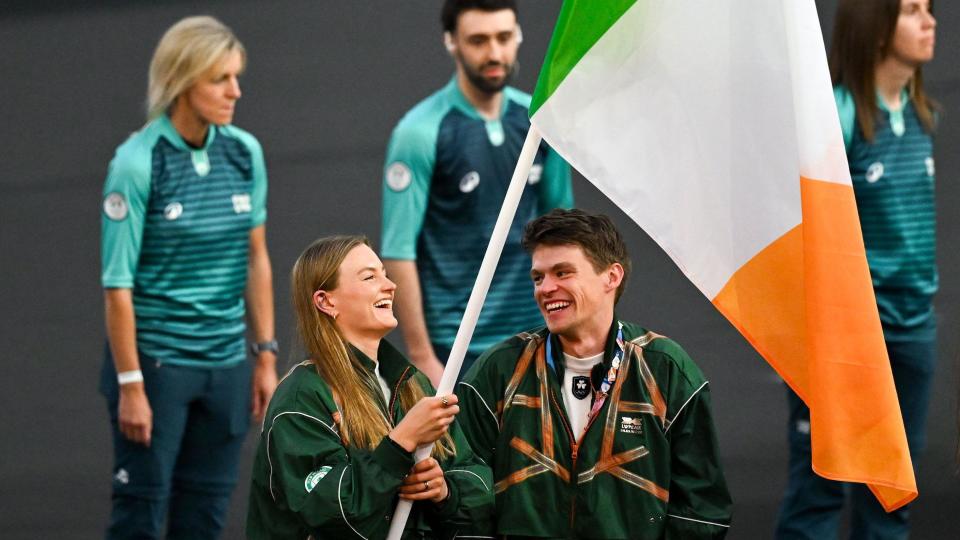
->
[546, 321, 625, 419]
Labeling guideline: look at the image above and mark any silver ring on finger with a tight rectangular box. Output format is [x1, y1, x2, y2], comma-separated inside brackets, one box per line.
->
[423, 480, 430, 491]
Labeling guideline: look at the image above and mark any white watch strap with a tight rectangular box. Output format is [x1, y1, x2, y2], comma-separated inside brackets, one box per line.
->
[117, 370, 144, 385]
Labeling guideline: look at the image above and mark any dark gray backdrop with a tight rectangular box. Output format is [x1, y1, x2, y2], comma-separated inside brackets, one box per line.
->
[1, 1, 956, 538]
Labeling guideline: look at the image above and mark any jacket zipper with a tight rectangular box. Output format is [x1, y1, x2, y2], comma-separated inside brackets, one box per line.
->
[552, 386, 609, 534]
[548, 387, 579, 532]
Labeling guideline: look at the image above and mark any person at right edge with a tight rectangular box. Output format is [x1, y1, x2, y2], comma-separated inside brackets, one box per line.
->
[458, 209, 732, 539]
[775, 1, 938, 539]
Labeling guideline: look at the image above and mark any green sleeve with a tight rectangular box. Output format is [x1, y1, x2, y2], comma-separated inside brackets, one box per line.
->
[227, 126, 268, 227]
[834, 86, 856, 153]
[411, 375, 495, 538]
[428, 421, 496, 538]
[380, 119, 437, 260]
[267, 413, 414, 538]
[455, 348, 507, 469]
[100, 140, 151, 288]
[537, 143, 574, 214]
[664, 384, 732, 539]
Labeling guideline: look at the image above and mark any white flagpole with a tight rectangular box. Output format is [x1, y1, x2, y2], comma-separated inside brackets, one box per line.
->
[386, 125, 543, 539]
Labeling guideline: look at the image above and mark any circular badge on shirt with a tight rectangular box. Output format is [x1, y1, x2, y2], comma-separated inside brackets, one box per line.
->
[164, 202, 183, 221]
[459, 171, 480, 193]
[103, 192, 128, 221]
[865, 162, 884, 184]
[304, 466, 332, 493]
[386, 162, 412, 192]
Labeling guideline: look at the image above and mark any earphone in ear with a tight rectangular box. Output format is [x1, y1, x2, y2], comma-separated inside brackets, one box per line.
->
[515, 24, 523, 45]
[443, 31, 455, 53]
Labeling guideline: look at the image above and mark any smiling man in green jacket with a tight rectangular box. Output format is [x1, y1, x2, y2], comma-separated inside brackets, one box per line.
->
[458, 208, 732, 539]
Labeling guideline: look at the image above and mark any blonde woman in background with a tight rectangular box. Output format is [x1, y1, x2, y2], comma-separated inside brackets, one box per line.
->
[99, 16, 276, 538]
[246, 236, 493, 539]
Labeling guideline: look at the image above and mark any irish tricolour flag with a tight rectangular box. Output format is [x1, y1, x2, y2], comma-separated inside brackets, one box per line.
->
[531, 1, 916, 510]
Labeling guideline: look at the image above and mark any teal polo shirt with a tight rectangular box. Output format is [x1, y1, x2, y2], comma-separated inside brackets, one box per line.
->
[101, 115, 267, 367]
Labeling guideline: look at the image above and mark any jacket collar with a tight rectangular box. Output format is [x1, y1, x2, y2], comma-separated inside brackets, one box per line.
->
[546, 314, 621, 380]
[348, 339, 418, 389]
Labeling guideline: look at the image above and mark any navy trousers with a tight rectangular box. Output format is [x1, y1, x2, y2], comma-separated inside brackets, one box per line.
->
[774, 332, 936, 540]
[100, 352, 251, 539]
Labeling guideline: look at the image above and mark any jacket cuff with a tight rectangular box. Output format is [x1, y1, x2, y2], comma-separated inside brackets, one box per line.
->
[373, 436, 415, 479]
[427, 476, 461, 519]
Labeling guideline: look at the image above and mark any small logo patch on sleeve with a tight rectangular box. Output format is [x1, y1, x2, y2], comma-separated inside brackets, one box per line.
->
[103, 192, 128, 221]
[386, 162, 413, 192]
[305, 466, 333, 493]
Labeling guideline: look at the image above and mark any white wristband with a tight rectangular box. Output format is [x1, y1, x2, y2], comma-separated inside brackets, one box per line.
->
[117, 370, 144, 385]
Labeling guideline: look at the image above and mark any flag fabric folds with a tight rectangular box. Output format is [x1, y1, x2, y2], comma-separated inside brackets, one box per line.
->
[530, 0, 916, 511]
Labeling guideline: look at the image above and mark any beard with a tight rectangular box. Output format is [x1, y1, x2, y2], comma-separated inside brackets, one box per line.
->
[458, 53, 516, 95]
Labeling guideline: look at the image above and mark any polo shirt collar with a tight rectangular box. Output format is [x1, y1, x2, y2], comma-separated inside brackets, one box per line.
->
[158, 113, 218, 151]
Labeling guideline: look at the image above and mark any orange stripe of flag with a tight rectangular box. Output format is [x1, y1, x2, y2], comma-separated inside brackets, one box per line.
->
[712, 176, 915, 511]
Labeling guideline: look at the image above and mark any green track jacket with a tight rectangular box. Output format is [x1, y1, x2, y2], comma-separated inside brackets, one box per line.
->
[457, 320, 731, 539]
[247, 341, 494, 539]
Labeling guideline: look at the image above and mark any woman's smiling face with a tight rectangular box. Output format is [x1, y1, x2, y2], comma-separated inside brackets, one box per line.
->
[323, 244, 398, 342]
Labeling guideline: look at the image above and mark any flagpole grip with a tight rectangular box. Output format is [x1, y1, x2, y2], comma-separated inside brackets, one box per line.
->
[386, 126, 543, 539]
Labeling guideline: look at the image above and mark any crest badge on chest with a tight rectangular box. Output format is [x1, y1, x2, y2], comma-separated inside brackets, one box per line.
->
[572, 375, 591, 400]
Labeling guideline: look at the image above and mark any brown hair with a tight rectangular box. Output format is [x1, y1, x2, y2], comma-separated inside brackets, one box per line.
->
[829, 0, 937, 142]
[522, 209, 631, 303]
[291, 236, 453, 458]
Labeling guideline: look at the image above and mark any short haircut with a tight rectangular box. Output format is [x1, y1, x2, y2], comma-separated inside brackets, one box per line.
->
[522, 208, 632, 303]
[147, 16, 245, 120]
[441, 0, 518, 33]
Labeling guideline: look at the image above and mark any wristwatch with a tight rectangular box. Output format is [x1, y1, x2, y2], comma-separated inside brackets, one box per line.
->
[250, 339, 279, 356]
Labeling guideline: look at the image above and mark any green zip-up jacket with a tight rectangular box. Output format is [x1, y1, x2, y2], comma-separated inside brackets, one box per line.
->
[457, 321, 731, 539]
[247, 340, 494, 539]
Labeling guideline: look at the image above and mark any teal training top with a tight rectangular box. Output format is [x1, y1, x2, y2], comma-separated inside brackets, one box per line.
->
[834, 86, 936, 338]
[101, 115, 267, 367]
[381, 78, 573, 354]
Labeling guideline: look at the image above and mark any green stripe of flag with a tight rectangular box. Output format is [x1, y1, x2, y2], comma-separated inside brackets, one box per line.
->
[530, 0, 637, 115]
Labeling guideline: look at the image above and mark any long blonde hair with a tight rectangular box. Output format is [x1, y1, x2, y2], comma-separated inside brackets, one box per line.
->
[291, 236, 453, 458]
[147, 15, 246, 120]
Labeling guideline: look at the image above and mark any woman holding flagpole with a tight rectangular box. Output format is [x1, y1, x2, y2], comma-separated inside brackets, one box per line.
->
[776, 1, 938, 538]
[246, 236, 493, 539]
